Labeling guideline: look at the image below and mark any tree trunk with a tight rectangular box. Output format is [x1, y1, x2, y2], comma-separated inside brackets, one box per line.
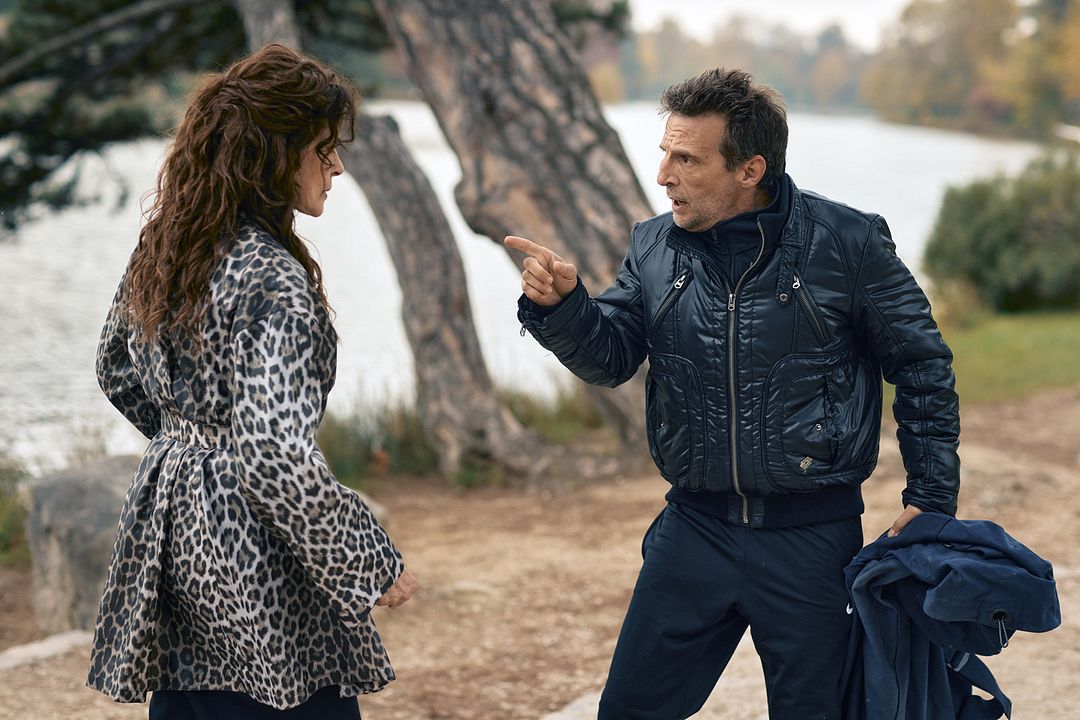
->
[226, 0, 569, 481]
[228, 0, 300, 49]
[372, 0, 651, 445]
[342, 115, 549, 479]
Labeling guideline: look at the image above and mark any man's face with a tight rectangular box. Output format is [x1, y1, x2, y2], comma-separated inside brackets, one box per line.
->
[657, 113, 747, 232]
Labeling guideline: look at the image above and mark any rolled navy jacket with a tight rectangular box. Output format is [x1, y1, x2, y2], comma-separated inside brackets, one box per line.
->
[842, 511, 1060, 719]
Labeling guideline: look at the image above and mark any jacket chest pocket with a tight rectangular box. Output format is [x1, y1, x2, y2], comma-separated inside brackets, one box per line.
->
[793, 275, 832, 346]
[645, 354, 706, 487]
[761, 353, 849, 491]
[646, 268, 693, 351]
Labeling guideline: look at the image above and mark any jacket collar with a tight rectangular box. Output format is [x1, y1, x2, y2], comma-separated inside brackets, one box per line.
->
[663, 173, 805, 306]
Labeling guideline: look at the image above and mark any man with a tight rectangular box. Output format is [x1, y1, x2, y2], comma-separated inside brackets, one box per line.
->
[506, 68, 960, 719]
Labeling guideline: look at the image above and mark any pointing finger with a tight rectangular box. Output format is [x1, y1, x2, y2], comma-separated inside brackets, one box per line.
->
[505, 235, 558, 262]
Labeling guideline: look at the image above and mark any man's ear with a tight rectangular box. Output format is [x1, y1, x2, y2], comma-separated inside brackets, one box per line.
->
[740, 155, 767, 187]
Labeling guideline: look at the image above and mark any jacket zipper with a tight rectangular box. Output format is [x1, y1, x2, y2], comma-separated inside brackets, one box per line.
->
[650, 269, 693, 334]
[793, 275, 830, 344]
[727, 219, 768, 525]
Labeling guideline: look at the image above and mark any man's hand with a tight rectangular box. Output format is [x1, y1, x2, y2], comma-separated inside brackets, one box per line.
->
[377, 568, 419, 609]
[504, 235, 578, 307]
[887, 505, 923, 538]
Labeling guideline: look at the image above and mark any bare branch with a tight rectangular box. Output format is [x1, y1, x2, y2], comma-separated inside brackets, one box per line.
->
[0, 0, 211, 89]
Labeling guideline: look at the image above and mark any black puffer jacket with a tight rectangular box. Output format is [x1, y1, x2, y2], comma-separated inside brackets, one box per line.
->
[518, 174, 960, 528]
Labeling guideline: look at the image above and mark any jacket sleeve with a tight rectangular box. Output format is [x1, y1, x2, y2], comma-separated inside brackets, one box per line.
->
[516, 232, 648, 388]
[852, 217, 960, 515]
[231, 306, 404, 627]
[95, 278, 161, 440]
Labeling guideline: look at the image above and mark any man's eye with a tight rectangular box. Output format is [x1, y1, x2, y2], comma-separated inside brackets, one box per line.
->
[680, 155, 693, 165]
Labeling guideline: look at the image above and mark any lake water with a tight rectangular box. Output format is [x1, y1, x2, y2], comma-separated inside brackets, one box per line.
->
[0, 101, 1040, 472]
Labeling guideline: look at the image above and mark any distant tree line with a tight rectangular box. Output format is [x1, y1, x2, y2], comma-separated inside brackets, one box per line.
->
[595, 0, 1080, 138]
[592, 17, 868, 112]
[864, 0, 1080, 138]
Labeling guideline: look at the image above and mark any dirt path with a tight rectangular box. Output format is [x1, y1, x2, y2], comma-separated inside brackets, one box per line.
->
[1, 387, 1078, 719]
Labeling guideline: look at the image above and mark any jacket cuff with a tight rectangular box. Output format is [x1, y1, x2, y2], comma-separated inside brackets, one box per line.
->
[903, 486, 958, 517]
[517, 278, 587, 331]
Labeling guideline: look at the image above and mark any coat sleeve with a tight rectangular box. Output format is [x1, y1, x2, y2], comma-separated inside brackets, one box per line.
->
[516, 231, 648, 388]
[95, 278, 161, 440]
[231, 306, 404, 627]
[852, 217, 960, 515]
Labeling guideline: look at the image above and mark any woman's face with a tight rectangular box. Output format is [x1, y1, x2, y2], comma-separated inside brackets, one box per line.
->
[294, 132, 344, 217]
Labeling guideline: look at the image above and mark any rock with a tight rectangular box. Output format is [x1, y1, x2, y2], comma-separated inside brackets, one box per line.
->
[28, 455, 140, 634]
[0, 630, 93, 671]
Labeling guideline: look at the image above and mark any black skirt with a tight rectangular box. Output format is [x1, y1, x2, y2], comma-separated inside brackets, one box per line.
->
[149, 685, 361, 719]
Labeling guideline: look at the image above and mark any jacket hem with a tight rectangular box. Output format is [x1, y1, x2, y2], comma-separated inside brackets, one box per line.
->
[666, 483, 864, 528]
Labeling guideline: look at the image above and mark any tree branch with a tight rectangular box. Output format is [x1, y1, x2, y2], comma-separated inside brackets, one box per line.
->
[0, 0, 211, 88]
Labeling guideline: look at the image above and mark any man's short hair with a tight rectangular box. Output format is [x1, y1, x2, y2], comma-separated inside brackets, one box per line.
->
[660, 68, 788, 188]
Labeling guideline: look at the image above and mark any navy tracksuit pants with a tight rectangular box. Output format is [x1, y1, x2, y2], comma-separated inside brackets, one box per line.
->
[599, 503, 863, 720]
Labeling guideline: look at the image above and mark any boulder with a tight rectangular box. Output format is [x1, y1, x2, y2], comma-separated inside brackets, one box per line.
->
[28, 455, 139, 633]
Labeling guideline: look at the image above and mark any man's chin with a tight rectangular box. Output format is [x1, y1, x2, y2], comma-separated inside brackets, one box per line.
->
[673, 215, 704, 232]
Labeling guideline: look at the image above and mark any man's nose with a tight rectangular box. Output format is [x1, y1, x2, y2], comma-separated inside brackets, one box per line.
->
[656, 156, 675, 187]
[330, 149, 344, 176]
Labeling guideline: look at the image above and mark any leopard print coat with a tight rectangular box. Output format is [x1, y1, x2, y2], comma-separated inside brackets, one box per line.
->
[87, 223, 405, 709]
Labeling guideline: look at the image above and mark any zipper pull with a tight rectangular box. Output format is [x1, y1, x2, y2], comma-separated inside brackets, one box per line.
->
[674, 272, 687, 290]
[793, 275, 801, 290]
[519, 324, 527, 337]
[728, 293, 736, 312]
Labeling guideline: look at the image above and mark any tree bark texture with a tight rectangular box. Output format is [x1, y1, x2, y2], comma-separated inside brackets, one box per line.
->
[372, 0, 652, 287]
[229, 0, 300, 50]
[373, 0, 651, 445]
[342, 115, 548, 478]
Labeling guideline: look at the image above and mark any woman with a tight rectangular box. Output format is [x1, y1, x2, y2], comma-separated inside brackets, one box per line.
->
[87, 44, 417, 718]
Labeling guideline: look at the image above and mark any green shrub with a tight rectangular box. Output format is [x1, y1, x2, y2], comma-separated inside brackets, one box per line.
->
[925, 153, 1080, 312]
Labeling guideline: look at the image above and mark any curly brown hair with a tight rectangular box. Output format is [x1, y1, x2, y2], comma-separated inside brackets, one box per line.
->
[124, 43, 357, 338]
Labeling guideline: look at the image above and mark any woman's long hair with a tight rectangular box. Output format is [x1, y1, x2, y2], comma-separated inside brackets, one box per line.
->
[124, 43, 356, 338]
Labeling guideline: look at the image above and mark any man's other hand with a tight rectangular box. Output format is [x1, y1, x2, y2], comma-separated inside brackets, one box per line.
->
[887, 505, 923, 538]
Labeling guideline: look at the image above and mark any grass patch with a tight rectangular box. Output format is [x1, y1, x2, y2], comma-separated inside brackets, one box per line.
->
[500, 386, 605, 444]
[319, 387, 607, 489]
[884, 311, 1080, 407]
[945, 311, 1080, 404]
[317, 404, 439, 490]
[0, 453, 30, 568]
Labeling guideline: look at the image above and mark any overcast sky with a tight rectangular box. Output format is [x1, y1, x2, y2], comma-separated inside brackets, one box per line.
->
[627, 0, 913, 51]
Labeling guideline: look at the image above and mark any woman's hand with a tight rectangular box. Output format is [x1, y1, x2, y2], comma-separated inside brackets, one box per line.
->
[377, 568, 419, 609]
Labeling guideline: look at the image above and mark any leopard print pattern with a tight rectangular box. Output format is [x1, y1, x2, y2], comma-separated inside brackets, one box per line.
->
[88, 223, 404, 709]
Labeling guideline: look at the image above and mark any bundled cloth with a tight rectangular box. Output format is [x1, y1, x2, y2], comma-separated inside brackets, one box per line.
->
[842, 511, 1060, 719]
